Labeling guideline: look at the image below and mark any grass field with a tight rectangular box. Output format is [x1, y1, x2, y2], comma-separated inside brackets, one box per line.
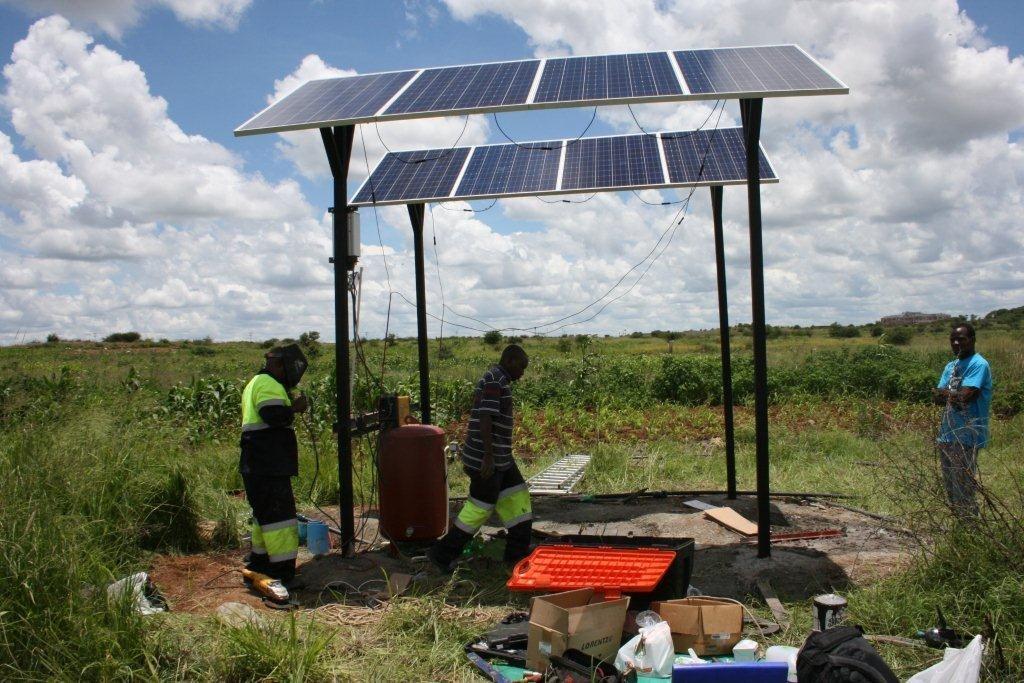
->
[1, 321, 1022, 680]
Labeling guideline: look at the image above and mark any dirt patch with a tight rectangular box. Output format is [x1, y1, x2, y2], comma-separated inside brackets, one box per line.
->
[525, 493, 915, 601]
[149, 551, 259, 614]
[150, 496, 913, 617]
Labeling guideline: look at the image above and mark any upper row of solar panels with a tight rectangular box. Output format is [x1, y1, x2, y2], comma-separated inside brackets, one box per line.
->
[236, 45, 846, 136]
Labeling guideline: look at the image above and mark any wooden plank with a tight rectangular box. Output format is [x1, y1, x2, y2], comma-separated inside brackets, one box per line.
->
[704, 506, 758, 536]
[683, 499, 717, 511]
[756, 578, 790, 630]
[741, 528, 845, 544]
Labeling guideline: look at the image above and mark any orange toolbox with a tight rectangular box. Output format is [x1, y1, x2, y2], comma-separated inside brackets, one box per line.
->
[507, 545, 677, 599]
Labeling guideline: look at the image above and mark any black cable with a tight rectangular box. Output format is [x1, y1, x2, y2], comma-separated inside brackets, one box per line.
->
[436, 198, 498, 213]
[359, 127, 392, 290]
[442, 304, 499, 331]
[630, 189, 685, 206]
[373, 115, 470, 164]
[531, 100, 728, 335]
[301, 397, 342, 531]
[428, 204, 447, 350]
[492, 107, 597, 151]
[392, 291, 491, 333]
[536, 193, 597, 204]
[627, 100, 721, 140]
[429, 99, 727, 336]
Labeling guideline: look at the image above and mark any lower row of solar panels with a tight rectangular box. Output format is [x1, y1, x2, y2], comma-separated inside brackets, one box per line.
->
[350, 128, 776, 206]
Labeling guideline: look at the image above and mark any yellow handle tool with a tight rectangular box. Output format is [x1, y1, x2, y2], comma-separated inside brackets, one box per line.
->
[241, 568, 290, 604]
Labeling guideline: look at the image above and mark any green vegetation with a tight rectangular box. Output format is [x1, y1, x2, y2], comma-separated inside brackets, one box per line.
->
[1, 319, 1022, 680]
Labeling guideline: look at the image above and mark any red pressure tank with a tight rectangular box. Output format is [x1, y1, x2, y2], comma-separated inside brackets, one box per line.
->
[378, 424, 448, 541]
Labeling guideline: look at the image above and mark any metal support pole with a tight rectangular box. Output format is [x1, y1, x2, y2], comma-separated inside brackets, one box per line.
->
[711, 186, 737, 499]
[740, 98, 771, 558]
[321, 125, 356, 556]
[408, 203, 431, 425]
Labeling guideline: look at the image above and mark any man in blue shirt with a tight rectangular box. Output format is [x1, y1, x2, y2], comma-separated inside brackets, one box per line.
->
[933, 323, 992, 516]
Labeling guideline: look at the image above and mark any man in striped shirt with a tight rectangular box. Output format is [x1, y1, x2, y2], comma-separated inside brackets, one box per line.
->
[429, 345, 531, 572]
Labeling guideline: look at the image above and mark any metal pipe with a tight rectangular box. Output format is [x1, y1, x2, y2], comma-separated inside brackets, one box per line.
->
[408, 203, 431, 425]
[322, 125, 356, 556]
[711, 185, 737, 499]
[741, 98, 771, 559]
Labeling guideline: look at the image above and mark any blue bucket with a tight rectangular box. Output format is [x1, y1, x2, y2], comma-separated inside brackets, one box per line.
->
[306, 521, 330, 556]
[297, 520, 308, 545]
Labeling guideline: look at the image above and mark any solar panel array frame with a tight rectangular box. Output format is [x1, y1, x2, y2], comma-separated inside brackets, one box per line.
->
[235, 45, 846, 136]
[350, 128, 777, 206]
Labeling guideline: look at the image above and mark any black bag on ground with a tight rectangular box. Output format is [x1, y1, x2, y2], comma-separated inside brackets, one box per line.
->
[797, 625, 899, 683]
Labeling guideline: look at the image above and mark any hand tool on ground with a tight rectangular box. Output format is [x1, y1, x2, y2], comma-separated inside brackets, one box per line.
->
[241, 567, 290, 604]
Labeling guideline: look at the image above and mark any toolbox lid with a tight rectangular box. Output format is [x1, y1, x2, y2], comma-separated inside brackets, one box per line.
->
[507, 545, 676, 598]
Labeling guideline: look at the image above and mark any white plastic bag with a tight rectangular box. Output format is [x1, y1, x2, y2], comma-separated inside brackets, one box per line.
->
[107, 571, 167, 615]
[907, 634, 983, 683]
[614, 621, 674, 678]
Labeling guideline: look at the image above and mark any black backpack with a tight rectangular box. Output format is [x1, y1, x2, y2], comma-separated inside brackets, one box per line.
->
[797, 626, 899, 683]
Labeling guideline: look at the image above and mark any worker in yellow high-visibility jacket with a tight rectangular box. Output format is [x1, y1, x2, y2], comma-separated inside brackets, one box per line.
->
[240, 344, 308, 586]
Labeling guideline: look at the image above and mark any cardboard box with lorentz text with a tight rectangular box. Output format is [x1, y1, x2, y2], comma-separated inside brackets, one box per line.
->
[526, 588, 630, 671]
[650, 596, 743, 655]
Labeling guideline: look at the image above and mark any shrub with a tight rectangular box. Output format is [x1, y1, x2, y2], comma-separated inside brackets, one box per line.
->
[555, 337, 573, 353]
[652, 355, 724, 405]
[870, 325, 884, 337]
[483, 330, 503, 346]
[260, 338, 278, 349]
[104, 331, 141, 343]
[992, 380, 1024, 418]
[45, 333, 59, 343]
[828, 322, 860, 338]
[299, 330, 321, 358]
[886, 327, 914, 345]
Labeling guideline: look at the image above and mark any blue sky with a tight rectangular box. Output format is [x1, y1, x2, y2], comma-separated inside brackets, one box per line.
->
[0, 0, 1021, 342]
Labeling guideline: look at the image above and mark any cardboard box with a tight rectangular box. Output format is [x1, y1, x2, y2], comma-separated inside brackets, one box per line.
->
[651, 597, 743, 656]
[526, 588, 630, 671]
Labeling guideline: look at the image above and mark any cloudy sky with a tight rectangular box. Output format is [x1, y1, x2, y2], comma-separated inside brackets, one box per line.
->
[0, 0, 1021, 343]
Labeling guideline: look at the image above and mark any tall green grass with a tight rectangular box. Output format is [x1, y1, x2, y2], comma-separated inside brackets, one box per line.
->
[1, 333, 1022, 680]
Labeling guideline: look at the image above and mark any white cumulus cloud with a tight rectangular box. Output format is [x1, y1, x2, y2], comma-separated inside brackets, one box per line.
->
[0, 0, 252, 38]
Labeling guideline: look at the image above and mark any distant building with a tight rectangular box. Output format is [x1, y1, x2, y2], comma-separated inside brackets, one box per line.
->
[879, 311, 951, 326]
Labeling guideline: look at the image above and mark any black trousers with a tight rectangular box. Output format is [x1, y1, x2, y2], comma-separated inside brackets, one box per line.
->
[432, 462, 533, 566]
[242, 472, 298, 581]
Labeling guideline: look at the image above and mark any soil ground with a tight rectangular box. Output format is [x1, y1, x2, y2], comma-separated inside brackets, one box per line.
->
[149, 494, 914, 617]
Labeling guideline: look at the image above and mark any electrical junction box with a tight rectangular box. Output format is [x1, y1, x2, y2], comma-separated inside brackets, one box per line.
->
[347, 209, 360, 258]
[330, 208, 360, 266]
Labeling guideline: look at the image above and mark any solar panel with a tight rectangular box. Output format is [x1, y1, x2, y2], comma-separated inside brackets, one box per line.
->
[235, 45, 846, 136]
[534, 52, 681, 103]
[386, 61, 539, 115]
[236, 71, 417, 134]
[456, 141, 562, 197]
[561, 134, 663, 191]
[674, 46, 844, 95]
[661, 128, 776, 184]
[350, 128, 777, 206]
[352, 147, 471, 204]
